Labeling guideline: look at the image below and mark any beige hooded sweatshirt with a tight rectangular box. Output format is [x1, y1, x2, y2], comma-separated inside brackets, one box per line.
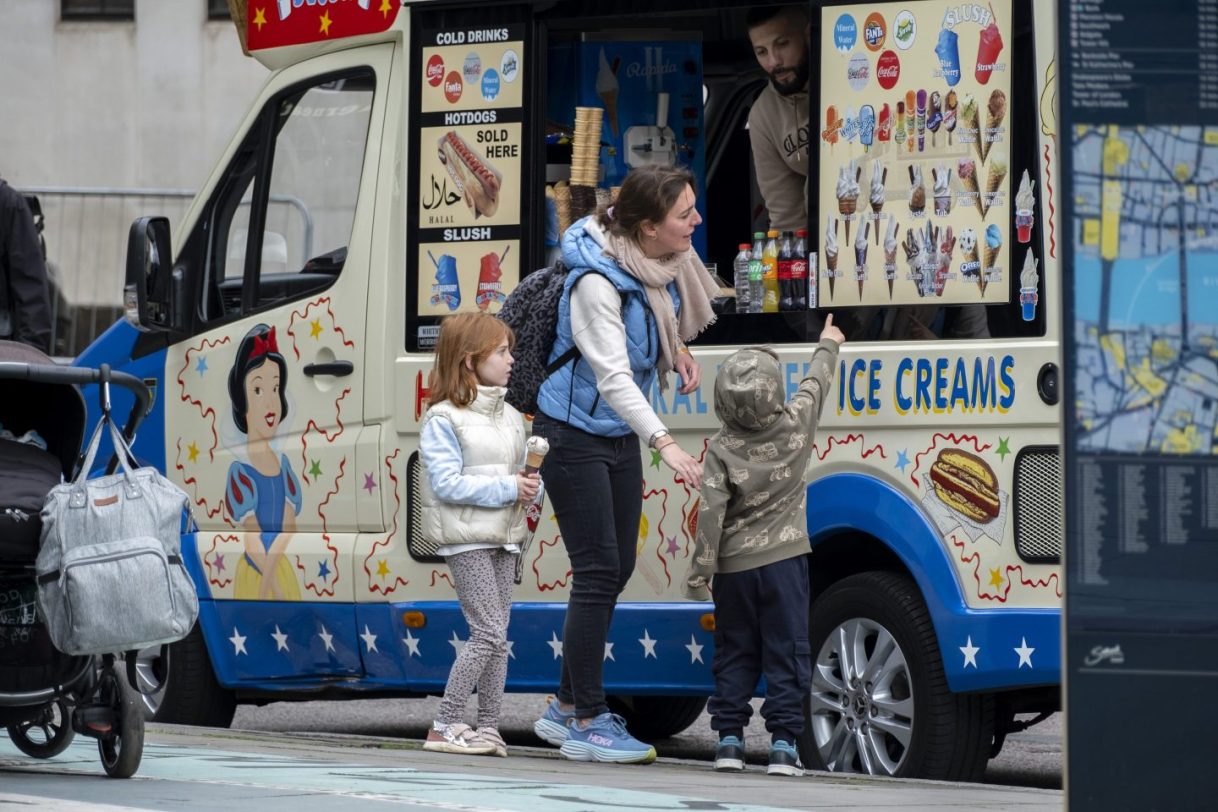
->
[748, 83, 811, 232]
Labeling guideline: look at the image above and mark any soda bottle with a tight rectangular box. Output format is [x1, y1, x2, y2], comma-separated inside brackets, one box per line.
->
[777, 230, 795, 310]
[733, 243, 752, 314]
[762, 229, 780, 312]
[748, 231, 766, 313]
[792, 229, 810, 309]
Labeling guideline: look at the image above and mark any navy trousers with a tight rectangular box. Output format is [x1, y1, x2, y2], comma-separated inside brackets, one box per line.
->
[707, 553, 811, 744]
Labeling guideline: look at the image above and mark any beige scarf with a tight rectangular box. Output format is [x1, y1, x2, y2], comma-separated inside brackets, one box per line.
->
[604, 232, 719, 389]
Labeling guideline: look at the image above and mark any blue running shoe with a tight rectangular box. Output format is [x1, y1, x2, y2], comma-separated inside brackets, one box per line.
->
[714, 735, 746, 772]
[767, 740, 804, 777]
[559, 713, 656, 764]
[533, 697, 576, 747]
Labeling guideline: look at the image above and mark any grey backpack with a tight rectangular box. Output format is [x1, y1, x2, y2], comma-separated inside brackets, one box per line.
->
[36, 413, 198, 656]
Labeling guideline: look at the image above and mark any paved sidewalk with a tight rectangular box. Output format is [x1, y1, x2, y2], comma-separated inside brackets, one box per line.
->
[1, 725, 1061, 811]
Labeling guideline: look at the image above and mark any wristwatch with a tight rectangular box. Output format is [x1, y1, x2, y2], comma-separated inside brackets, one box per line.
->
[648, 429, 670, 449]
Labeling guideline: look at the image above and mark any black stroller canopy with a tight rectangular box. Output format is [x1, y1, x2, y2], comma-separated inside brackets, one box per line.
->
[0, 341, 85, 478]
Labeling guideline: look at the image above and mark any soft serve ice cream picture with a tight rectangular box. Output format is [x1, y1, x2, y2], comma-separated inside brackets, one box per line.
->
[817, 0, 1015, 306]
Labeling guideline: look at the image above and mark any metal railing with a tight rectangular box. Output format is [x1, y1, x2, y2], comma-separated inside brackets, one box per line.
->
[19, 186, 313, 357]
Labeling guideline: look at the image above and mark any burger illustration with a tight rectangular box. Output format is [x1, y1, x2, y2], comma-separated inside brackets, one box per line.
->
[928, 448, 999, 523]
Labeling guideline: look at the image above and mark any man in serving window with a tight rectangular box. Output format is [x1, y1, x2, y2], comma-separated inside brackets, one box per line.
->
[746, 5, 811, 233]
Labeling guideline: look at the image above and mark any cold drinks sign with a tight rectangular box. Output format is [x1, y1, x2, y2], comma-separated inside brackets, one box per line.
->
[818, 0, 1013, 308]
[416, 25, 526, 321]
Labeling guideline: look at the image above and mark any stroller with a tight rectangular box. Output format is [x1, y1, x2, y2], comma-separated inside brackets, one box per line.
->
[0, 340, 150, 778]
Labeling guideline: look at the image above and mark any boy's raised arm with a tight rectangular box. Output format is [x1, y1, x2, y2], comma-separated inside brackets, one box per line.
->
[683, 452, 729, 601]
[789, 314, 844, 431]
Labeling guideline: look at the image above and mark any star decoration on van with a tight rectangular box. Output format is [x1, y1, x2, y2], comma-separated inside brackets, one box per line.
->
[378, 0, 393, 17]
[960, 636, 980, 668]
[639, 629, 658, 659]
[685, 635, 704, 664]
[996, 437, 1011, 460]
[271, 625, 290, 652]
[665, 536, 679, 556]
[187, 442, 200, 463]
[252, 7, 266, 31]
[449, 631, 466, 657]
[229, 627, 247, 656]
[894, 449, 910, 472]
[318, 625, 335, 653]
[363, 473, 377, 493]
[318, 10, 333, 36]
[650, 449, 662, 468]
[1015, 637, 1035, 668]
[309, 459, 322, 477]
[310, 319, 324, 339]
[360, 625, 379, 652]
[547, 631, 563, 659]
[196, 355, 208, 375]
[213, 553, 225, 572]
[402, 629, 420, 657]
[989, 568, 1003, 587]
[604, 642, 615, 661]
[376, 559, 390, 578]
[317, 560, 331, 582]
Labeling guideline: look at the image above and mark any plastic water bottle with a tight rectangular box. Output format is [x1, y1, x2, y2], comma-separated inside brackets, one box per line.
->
[748, 231, 766, 313]
[733, 243, 752, 314]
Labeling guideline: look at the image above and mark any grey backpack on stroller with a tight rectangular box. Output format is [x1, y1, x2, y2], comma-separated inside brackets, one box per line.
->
[36, 413, 198, 656]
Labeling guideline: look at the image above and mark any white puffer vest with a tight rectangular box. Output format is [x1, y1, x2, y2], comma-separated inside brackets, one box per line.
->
[420, 386, 528, 547]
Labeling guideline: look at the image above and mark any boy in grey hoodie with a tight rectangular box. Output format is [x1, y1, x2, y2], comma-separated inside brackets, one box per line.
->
[684, 315, 843, 776]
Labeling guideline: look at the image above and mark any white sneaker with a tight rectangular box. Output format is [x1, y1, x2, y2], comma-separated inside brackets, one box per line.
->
[476, 726, 508, 757]
[423, 722, 497, 755]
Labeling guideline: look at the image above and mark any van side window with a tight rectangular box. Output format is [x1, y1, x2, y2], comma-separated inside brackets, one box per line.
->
[198, 71, 375, 322]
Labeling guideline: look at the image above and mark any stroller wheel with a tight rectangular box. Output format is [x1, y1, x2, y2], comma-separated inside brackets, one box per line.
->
[97, 669, 143, 778]
[6, 698, 76, 759]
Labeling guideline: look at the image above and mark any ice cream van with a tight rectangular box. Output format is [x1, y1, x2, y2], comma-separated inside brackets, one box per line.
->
[81, 0, 1065, 781]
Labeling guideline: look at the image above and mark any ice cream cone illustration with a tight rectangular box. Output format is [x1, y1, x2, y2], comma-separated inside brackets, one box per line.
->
[1015, 169, 1036, 243]
[837, 162, 861, 244]
[960, 93, 981, 163]
[981, 89, 1007, 163]
[934, 224, 955, 297]
[944, 89, 958, 145]
[1019, 250, 1040, 321]
[982, 223, 1003, 295]
[869, 159, 887, 246]
[932, 164, 952, 216]
[908, 164, 926, 216]
[883, 217, 899, 299]
[596, 49, 621, 138]
[825, 215, 839, 300]
[983, 151, 1008, 218]
[855, 221, 870, 300]
[958, 158, 983, 218]
[959, 227, 981, 293]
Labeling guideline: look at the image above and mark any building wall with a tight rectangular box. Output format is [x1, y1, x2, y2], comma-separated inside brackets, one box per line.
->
[0, 0, 268, 351]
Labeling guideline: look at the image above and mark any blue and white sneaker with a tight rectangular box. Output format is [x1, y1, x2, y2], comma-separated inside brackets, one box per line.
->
[533, 697, 576, 747]
[559, 712, 657, 764]
[714, 735, 746, 772]
[767, 740, 804, 777]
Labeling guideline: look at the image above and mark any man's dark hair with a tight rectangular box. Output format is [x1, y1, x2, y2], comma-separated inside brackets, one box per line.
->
[745, 4, 808, 29]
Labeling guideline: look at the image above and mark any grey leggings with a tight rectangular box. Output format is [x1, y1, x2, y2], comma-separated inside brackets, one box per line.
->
[436, 547, 516, 727]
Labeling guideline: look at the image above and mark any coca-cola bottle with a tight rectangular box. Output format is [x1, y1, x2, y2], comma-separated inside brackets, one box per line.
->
[792, 229, 809, 309]
[777, 231, 795, 310]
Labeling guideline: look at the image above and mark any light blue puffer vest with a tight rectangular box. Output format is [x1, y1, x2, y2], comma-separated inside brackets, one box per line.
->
[536, 218, 680, 437]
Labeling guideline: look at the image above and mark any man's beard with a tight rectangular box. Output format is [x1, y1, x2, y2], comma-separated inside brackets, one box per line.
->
[769, 58, 809, 95]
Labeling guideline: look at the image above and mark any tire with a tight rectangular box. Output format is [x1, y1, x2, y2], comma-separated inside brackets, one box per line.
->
[98, 670, 143, 778]
[151, 623, 237, 728]
[606, 695, 708, 740]
[6, 698, 75, 759]
[799, 571, 994, 781]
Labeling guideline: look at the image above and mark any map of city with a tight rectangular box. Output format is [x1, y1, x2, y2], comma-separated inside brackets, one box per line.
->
[1072, 125, 1218, 455]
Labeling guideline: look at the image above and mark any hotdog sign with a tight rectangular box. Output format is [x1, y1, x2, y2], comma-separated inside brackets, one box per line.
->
[416, 26, 527, 320]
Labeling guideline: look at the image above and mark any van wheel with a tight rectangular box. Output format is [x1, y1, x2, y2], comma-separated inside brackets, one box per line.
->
[606, 695, 707, 740]
[153, 624, 237, 728]
[799, 571, 993, 781]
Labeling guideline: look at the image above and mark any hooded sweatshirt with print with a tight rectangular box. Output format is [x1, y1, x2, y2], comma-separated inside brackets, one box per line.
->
[748, 83, 810, 233]
[683, 341, 838, 601]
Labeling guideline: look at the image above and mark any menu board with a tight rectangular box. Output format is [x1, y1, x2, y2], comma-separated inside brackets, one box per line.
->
[818, 0, 1013, 307]
[416, 26, 525, 321]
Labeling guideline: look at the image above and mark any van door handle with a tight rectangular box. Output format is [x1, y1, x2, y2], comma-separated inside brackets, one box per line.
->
[303, 361, 354, 377]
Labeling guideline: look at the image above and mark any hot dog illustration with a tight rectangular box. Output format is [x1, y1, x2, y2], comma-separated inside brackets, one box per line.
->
[929, 448, 1000, 523]
[437, 130, 502, 218]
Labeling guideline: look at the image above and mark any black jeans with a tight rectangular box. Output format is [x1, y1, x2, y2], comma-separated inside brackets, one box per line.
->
[532, 414, 642, 719]
[707, 554, 811, 744]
